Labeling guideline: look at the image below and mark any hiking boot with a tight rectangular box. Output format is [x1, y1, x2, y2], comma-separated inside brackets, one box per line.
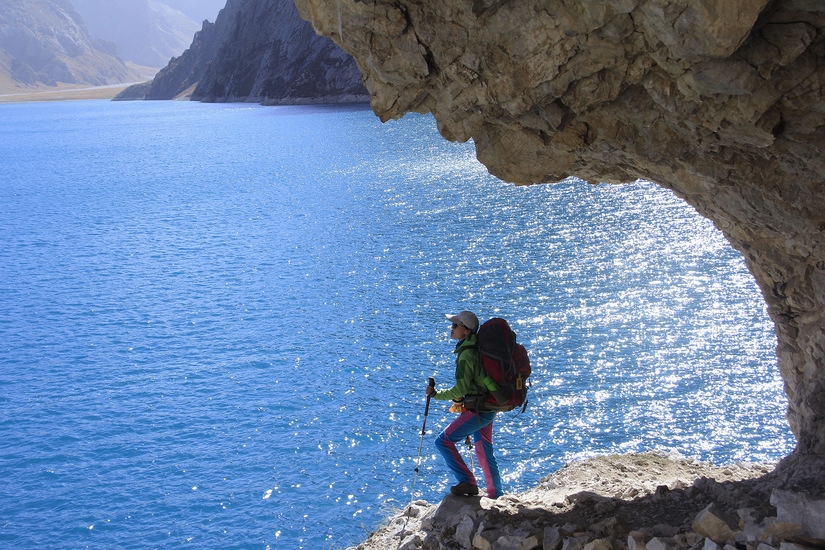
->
[450, 482, 479, 496]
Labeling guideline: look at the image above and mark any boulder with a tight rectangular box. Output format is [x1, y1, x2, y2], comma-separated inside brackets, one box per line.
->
[770, 490, 825, 544]
[693, 504, 740, 545]
[628, 531, 647, 550]
[546, 526, 563, 550]
[455, 514, 475, 549]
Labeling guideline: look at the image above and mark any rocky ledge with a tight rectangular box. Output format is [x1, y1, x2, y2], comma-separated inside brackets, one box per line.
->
[355, 453, 825, 550]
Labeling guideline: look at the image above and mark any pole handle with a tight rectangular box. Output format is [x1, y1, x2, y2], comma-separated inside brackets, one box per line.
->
[424, 377, 435, 417]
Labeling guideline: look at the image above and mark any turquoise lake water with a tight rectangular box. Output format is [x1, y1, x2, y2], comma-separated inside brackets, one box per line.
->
[0, 100, 795, 549]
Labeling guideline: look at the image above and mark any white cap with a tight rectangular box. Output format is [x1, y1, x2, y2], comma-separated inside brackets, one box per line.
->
[445, 311, 479, 333]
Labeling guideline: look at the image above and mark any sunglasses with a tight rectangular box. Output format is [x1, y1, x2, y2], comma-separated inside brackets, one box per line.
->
[451, 323, 463, 329]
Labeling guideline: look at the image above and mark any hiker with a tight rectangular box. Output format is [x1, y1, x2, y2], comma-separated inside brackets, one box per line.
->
[425, 310, 503, 499]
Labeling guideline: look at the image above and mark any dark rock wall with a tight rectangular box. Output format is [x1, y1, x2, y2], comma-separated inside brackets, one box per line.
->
[142, 19, 220, 100]
[192, 0, 366, 103]
[131, 0, 367, 104]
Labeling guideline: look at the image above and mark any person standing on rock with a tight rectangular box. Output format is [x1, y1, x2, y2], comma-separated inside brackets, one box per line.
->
[426, 310, 503, 499]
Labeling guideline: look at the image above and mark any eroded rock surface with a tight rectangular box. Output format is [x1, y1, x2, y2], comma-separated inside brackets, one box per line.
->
[351, 453, 825, 550]
[294, 0, 825, 455]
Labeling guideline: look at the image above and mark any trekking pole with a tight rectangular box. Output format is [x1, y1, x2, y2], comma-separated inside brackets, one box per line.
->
[410, 377, 435, 505]
[466, 436, 475, 477]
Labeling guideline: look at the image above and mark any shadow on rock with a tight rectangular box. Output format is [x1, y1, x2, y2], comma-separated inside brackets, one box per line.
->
[350, 453, 825, 550]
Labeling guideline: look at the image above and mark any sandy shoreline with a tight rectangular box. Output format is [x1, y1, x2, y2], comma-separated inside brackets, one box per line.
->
[0, 82, 149, 103]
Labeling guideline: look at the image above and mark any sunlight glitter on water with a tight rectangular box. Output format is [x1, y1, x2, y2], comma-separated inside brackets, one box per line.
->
[0, 101, 793, 549]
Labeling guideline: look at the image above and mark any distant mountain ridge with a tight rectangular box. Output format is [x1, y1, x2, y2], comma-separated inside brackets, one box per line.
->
[0, 0, 139, 93]
[70, 0, 197, 68]
[119, 0, 368, 105]
[70, 0, 221, 68]
[157, 0, 226, 25]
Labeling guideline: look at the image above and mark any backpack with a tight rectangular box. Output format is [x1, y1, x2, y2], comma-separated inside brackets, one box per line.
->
[465, 317, 531, 413]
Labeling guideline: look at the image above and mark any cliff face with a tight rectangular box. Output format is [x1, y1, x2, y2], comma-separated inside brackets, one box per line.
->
[139, 18, 220, 100]
[129, 0, 367, 104]
[294, 0, 825, 458]
[193, 0, 367, 103]
[0, 0, 136, 92]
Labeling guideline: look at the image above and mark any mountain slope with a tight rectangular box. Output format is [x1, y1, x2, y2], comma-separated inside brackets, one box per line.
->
[0, 0, 137, 93]
[71, 0, 201, 68]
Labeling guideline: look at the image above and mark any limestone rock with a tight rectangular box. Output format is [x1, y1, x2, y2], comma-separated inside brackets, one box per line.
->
[346, 453, 824, 550]
[455, 514, 475, 549]
[770, 490, 825, 544]
[562, 535, 594, 550]
[646, 537, 673, 550]
[294, 0, 825, 458]
[693, 504, 740, 544]
[397, 533, 421, 550]
[628, 531, 647, 550]
[546, 526, 563, 550]
[583, 538, 614, 550]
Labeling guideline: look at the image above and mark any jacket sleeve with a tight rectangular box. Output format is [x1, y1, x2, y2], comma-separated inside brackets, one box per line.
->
[433, 349, 479, 401]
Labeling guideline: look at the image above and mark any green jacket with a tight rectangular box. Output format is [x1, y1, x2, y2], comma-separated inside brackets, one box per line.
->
[433, 334, 486, 401]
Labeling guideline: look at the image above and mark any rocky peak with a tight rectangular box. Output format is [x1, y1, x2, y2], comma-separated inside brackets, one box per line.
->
[122, 0, 367, 105]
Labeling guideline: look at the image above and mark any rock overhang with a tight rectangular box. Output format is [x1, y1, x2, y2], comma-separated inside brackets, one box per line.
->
[294, 0, 825, 456]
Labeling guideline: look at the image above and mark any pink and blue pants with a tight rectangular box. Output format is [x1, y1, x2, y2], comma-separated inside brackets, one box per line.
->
[435, 410, 502, 498]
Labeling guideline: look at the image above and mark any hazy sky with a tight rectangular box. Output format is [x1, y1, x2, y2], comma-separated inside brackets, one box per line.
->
[70, 0, 227, 67]
[162, 0, 227, 23]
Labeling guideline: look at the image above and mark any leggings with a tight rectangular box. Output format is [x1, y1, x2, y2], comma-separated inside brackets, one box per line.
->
[434, 410, 502, 498]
